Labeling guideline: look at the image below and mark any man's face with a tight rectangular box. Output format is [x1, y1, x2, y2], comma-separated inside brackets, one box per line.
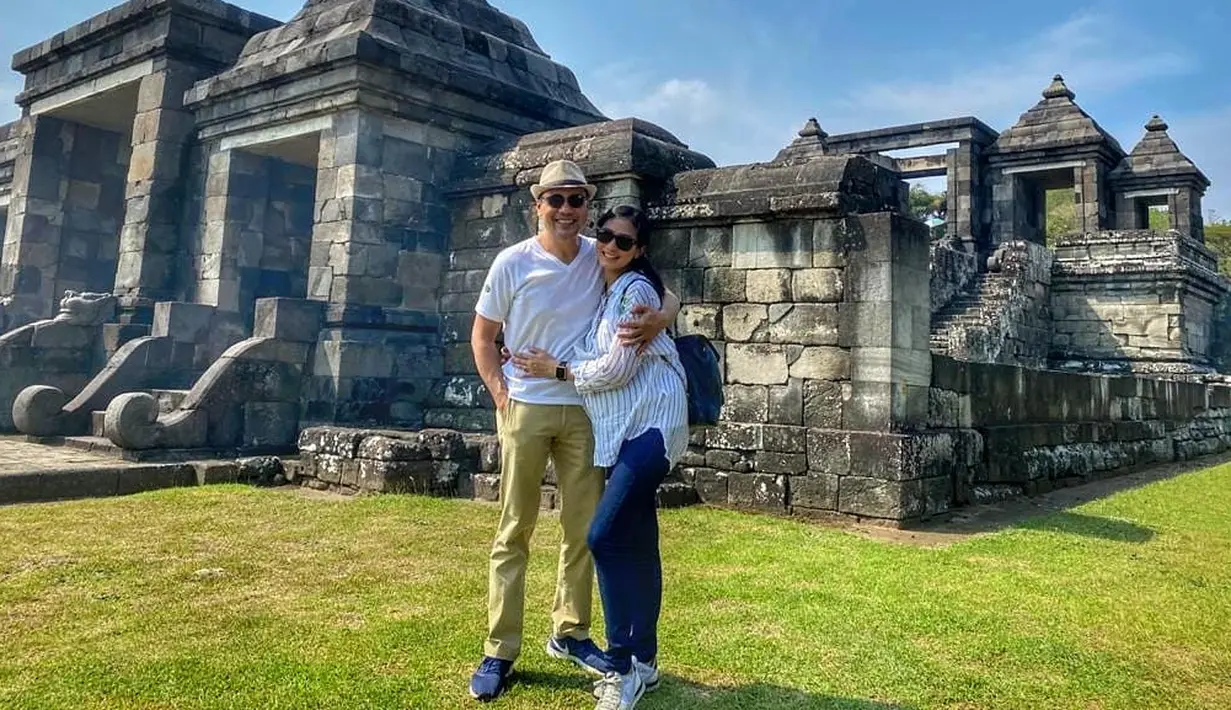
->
[536, 188, 590, 240]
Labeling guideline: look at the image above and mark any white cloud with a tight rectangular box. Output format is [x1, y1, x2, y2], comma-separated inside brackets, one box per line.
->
[832, 11, 1194, 129]
[586, 68, 801, 167]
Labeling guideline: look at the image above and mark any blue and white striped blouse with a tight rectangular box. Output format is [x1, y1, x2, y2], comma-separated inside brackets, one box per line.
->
[571, 272, 690, 469]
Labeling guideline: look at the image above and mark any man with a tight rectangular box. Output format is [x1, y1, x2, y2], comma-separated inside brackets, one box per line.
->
[468, 160, 678, 701]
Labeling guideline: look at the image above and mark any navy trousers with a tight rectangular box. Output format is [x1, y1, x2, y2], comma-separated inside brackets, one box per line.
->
[586, 428, 671, 674]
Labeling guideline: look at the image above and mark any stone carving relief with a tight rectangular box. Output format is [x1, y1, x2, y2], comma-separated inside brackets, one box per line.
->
[52, 291, 116, 326]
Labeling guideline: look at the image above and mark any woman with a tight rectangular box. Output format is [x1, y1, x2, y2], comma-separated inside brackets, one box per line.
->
[512, 205, 688, 710]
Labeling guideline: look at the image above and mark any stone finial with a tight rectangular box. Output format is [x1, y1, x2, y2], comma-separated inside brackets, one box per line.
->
[798, 117, 827, 140]
[1145, 115, 1169, 132]
[1042, 74, 1075, 100]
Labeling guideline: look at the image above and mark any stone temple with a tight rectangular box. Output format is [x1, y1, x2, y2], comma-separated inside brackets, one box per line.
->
[2, 0, 1229, 524]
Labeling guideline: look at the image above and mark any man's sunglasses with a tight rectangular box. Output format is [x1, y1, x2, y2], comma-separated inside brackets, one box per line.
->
[542, 193, 588, 209]
[596, 228, 638, 251]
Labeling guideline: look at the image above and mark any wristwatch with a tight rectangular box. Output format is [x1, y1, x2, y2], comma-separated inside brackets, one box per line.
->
[555, 361, 568, 381]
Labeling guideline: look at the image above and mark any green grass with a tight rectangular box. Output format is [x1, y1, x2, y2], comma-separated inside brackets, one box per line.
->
[2, 464, 1230, 710]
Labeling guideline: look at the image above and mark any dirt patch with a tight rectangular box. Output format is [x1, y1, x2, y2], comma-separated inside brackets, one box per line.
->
[850, 452, 1231, 547]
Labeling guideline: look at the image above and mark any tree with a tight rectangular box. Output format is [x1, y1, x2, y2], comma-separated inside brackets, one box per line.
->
[1045, 189, 1078, 242]
[908, 184, 946, 220]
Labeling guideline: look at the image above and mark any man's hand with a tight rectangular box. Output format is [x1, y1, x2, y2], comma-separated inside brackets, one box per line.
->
[492, 388, 510, 412]
[617, 304, 670, 350]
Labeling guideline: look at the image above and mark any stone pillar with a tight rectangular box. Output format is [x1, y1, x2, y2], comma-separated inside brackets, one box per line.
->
[839, 212, 932, 432]
[0, 116, 69, 325]
[946, 141, 985, 251]
[193, 148, 267, 314]
[305, 109, 457, 428]
[114, 61, 201, 322]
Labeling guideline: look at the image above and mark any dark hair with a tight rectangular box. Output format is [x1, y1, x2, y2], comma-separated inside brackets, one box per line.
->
[596, 204, 666, 301]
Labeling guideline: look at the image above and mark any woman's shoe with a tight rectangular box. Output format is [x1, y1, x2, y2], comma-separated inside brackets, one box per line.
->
[592, 665, 645, 710]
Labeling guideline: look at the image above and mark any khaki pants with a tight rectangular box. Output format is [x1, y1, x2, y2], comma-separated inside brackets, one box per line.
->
[485, 399, 606, 661]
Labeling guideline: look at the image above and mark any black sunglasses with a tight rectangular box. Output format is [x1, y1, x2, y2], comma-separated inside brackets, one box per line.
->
[596, 228, 638, 251]
[542, 193, 588, 209]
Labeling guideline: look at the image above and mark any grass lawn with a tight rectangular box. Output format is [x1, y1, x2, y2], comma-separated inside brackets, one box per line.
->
[1, 463, 1230, 710]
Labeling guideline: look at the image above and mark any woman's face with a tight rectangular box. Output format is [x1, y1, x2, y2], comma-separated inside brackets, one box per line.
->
[596, 216, 644, 271]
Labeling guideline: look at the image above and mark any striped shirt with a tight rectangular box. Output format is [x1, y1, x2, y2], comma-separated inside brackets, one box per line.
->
[571, 272, 690, 469]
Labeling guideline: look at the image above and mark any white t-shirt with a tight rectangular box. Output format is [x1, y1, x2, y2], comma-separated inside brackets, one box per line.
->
[475, 235, 603, 405]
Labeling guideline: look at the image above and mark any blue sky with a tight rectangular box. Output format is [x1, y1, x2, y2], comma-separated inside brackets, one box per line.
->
[2, 0, 1228, 218]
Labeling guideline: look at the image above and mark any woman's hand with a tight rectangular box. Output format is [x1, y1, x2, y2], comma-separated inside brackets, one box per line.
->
[511, 347, 558, 379]
[617, 304, 670, 351]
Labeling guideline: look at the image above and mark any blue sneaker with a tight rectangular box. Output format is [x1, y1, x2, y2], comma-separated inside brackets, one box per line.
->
[469, 656, 514, 702]
[545, 636, 616, 676]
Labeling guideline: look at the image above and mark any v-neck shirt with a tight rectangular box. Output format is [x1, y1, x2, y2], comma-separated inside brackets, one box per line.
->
[475, 235, 603, 406]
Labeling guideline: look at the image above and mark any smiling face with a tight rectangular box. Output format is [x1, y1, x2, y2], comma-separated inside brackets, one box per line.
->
[535, 188, 590, 241]
[596, 216, 643, 272]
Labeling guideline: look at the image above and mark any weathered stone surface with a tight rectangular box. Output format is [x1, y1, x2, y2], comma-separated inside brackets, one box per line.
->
[729, 473, 787, 512]
[726, 345, 788, 385]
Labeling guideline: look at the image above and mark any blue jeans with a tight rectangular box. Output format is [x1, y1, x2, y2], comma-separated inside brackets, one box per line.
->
[586, 428, 671, 674]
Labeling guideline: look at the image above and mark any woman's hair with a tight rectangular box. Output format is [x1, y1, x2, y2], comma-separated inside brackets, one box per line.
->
[596, 204, 666, 301]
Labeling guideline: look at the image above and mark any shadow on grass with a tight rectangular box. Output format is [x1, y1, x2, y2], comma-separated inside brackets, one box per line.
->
[511, 671, 914, 709]
[896, 451, 1231, 543]
[1012, 511, 1154, 543]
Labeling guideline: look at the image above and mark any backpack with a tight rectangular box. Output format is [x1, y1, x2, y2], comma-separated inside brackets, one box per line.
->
[615, 274, 724, 427]
[674, 333, 723, 427]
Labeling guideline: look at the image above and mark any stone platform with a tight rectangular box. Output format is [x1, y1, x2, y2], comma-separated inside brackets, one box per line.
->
[0, 435, 234, 505]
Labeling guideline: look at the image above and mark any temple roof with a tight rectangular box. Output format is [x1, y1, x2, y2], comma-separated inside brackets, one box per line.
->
[186, 0, 604, 130]
[1110, 115, 1209, 188]
[990, 75, 1125, 159]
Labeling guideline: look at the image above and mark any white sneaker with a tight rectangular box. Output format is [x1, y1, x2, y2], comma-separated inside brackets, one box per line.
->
[635, 658, 659, 692]
[592, 662, 645, 710]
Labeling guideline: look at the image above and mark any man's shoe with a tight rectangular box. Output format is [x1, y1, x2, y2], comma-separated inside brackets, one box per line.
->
[546, 636, 615, 676]
[635, 658, 659, 692]
[469, 656, 514, 702]
[592, 667, 645, 710]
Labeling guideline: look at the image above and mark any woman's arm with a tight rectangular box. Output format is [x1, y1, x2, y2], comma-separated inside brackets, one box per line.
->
[512, 280, 661, 393]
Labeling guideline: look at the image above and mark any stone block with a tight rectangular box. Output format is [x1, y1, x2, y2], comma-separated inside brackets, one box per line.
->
[807, 429, 850, 475]
[768, 305, 838, 346]
[704, 269, 746, 303]
[473, 473, 501, 501]
[689, 228, 732, 267]
[745, 269, 791, 303]
[729, 473, 787, 512]
[838, 476, 924, 521]
[721, 385, 768, 423]
[152, 302, 215, 343]
[690, 468, 729, 504]
[789, 347, 850, 381]
[243, 402, 300, 448]
[803, 379, 845, 428]
[722, 304, 767, 342]
[253, 298, 324, 342]
[792, 269, 844, 302]
[767, 379, 803, 425]
[676, 305, 720, 339]
[705, 423, 763, 450]
[763, 425, 807, 453]
[732, 221, 812, 269]
[791, 474, 839, 511]
[726, 344, 788, 385]
[755, 451, 806, 476]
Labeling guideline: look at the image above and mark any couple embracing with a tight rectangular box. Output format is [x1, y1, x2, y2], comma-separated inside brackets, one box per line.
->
[468, 160, 688, 710]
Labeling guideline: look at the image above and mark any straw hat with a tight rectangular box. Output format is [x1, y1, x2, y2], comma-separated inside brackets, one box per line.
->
[530, 159, 597, 200]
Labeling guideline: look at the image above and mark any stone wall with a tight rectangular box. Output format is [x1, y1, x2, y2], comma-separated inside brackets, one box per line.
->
[931, 355, 1231, 503]
[294, 426, 497, 497]
[0, 117, 129, 324]
[181, 148, 313, 324]
[1050, 230, 1225, 372]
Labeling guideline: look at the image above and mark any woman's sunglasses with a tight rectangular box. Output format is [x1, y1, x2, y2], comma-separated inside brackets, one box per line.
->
[596, 228, 638, 251]
[542, 193, 588, 209]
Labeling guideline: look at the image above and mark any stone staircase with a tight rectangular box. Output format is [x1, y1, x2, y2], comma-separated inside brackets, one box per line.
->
[32, 388, 221, 463]
[929, 272, 1013, 355]
[929, 240, 1054, 366]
